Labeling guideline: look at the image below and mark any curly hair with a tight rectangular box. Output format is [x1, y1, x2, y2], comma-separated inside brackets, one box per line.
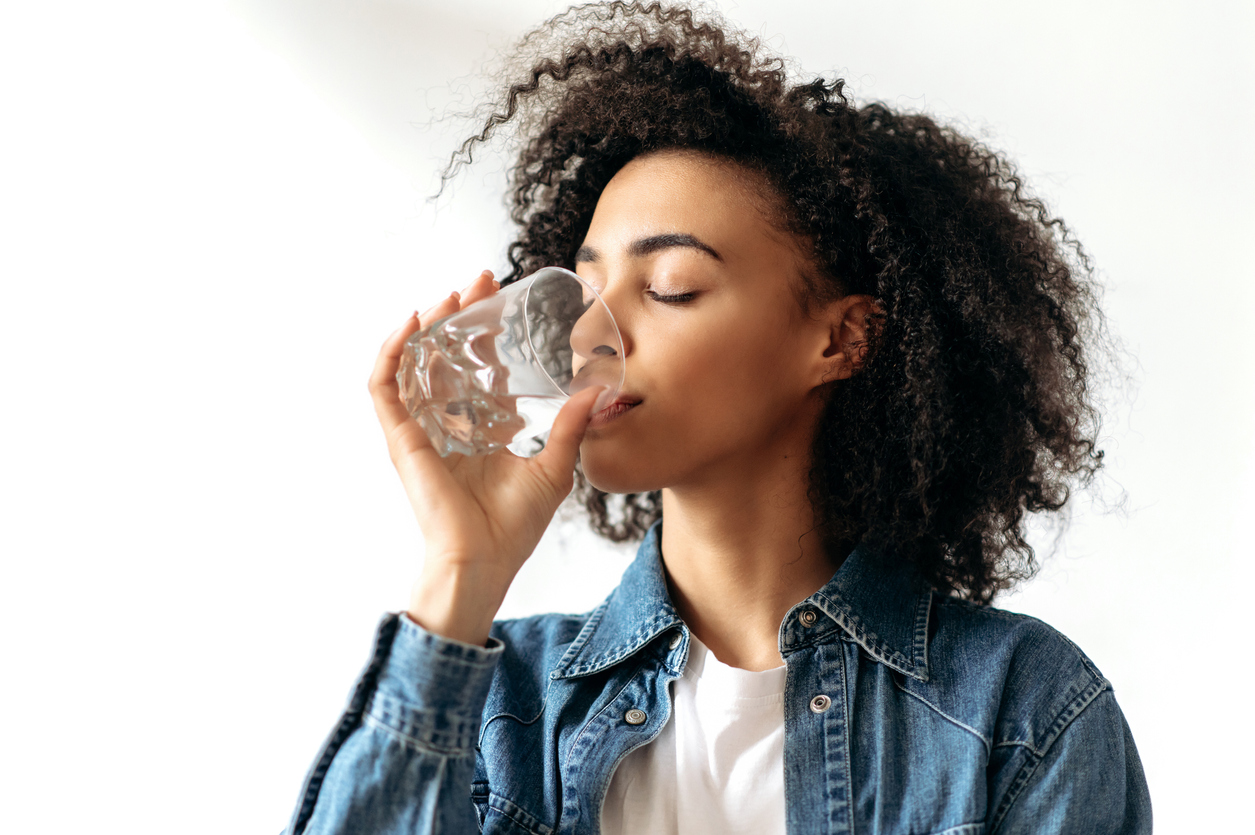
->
[446, 1, 1107, 603]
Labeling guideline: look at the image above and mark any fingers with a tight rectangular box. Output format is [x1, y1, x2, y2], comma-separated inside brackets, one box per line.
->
[458, 269, 497, 309]
[369, 312, 428, 446]
[367, 269, 498, 466]
[415, 270, 494, 331]
[534, 385, 606, 488]
[418, 291, 462, 331]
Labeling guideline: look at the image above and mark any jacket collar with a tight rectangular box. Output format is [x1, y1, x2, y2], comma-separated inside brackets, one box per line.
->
[551, 523, 684, 680]
[550, 522, 933, 682]
[791, 537, 933, 682]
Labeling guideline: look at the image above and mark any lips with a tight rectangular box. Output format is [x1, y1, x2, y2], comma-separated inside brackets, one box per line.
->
[588, 395, 641, 429]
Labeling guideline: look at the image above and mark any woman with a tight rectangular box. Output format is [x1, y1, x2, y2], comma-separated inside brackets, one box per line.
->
[286, 3, 1150, 833]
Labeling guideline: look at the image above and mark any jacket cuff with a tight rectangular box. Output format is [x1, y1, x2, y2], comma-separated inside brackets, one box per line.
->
[364, 613, 504, 755]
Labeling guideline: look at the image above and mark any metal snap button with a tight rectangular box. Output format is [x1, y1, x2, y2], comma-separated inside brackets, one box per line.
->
[624, 708, 648, 725]
[809, 694, 832, 714]
[669, 633, 682, 650]
[799, 610, 818, 627]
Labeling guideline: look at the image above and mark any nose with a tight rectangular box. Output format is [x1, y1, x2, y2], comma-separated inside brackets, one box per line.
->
[569, 302, 620, 362]
[569, 285, 626, 383]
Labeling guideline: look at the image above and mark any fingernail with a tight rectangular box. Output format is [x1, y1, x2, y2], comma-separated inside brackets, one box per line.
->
[450, 290, 461, 302]
[492, 279, 501, 291]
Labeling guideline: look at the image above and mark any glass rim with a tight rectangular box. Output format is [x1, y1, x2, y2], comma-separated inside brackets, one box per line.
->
[522, 266, 626, 400]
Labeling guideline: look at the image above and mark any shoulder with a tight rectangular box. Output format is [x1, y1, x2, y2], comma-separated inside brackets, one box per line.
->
[922, 595, 1110, 755]
[923, 599, 1152, 830]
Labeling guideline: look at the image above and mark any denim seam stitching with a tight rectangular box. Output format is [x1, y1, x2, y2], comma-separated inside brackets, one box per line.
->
[1055, 631, 1103, 681]
[988, 681, 1110, 831]
[594, 664, 683, 834]
[420, 640, 502, 669]
[913, 591, 933, 678]
[813, 594, 926, 681]
[367, 698, 481, 744]
[479, 675, 553, 745]
[562, 655, 650, 780]
[891, 677, 992, 757]
[425, 757, 446, 834]
[399, 615, 504, 666]
[989, 676, 1108, 757]
[488, 791, 553, 835]
[562, 614, 679, 676]
[839, 643, 856, 835]
[287, 613, 399, 834]
[362, 711, 478, 757]
[552, 602, 607, 673]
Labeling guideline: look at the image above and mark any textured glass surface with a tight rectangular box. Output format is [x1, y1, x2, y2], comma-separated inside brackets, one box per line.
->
[397, 268, 623, 457]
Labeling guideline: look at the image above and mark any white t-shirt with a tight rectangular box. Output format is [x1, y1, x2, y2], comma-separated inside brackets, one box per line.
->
[600, 636, 787, 835]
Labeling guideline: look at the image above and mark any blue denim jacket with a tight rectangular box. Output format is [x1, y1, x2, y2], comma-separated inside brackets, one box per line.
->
[287, 524, 1150, 834]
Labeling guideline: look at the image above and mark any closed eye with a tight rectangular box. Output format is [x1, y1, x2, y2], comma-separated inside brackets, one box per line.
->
[647, 290, 698, 304]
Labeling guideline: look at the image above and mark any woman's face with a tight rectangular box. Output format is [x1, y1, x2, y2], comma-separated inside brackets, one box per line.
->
[575, 150, 847, 495]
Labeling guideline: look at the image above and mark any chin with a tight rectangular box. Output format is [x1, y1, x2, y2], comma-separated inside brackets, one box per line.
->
[579, 443, 666, 495]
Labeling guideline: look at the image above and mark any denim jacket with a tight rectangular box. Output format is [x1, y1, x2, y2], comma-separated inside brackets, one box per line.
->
[286, 524, 1151, 834]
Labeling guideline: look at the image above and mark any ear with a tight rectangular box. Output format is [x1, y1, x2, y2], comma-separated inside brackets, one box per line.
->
[816, 294, 882, 384]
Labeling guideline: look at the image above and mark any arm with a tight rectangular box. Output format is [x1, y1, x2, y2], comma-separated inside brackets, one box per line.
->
[990, 689, 1152, 834]
[285, 614, 501, 835]
[285, 272, 601, 832]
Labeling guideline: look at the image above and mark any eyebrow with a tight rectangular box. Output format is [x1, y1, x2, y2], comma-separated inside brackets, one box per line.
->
[574, 233, 722, 264]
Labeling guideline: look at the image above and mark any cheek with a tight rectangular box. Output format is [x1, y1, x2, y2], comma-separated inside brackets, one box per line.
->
[677, 314, 809, 411]
[580, 315, 812, 493]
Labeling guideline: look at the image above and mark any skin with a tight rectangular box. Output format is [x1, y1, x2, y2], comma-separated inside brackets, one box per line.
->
[370, 150, 878, 671]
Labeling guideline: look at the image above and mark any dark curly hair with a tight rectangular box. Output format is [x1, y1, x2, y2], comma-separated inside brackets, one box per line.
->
[445, 1, 1107, 603]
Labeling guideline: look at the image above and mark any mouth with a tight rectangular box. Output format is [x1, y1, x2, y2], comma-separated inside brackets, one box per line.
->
[587, 395, 641, 429]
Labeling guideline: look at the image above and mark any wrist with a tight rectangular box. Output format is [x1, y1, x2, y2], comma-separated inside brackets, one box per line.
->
[407, 560, 512, 647]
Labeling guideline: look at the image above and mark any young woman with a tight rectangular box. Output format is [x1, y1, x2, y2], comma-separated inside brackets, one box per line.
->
[286, 4, 1150, 833]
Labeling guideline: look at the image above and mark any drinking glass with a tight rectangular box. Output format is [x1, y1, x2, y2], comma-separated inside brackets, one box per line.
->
[396, 267, 624, 457]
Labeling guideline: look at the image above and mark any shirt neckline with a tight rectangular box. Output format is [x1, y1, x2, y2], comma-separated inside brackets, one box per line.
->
[684, 636, 788, 700]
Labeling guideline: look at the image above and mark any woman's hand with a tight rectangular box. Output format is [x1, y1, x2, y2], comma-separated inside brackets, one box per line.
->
[369, 270, 604, 647]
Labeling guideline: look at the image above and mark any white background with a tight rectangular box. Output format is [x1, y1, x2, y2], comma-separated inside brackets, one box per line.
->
[1, 1, 1251, 831]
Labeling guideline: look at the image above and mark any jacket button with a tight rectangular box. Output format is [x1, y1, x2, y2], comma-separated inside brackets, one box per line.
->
[669, 633, 682, 650]
[624, 708, 648, 725]
[799, 610, 818, 627]
[809, 694, 832, 714]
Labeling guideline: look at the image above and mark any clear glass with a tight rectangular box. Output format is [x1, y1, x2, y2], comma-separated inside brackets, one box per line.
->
[396, 267, 624, 457]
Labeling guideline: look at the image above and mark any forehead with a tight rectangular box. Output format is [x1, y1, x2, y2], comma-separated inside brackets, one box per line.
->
[585, 151, 794, 253]
[606, 150, 766, 201]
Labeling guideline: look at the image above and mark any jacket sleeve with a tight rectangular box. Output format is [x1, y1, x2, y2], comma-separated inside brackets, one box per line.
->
[990, 688, 1152, 834]
[284, 612, 503, 835]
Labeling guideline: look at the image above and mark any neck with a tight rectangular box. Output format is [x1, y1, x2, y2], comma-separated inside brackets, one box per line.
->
[658, 429, 843, 672]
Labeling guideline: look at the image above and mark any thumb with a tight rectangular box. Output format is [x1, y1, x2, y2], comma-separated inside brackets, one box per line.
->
[534, 385, 606, 483]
